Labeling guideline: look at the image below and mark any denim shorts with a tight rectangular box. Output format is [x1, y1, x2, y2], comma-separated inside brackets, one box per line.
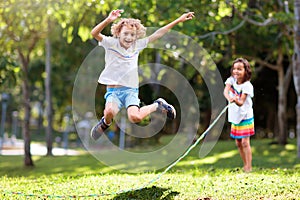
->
[104, 87, 140, 109]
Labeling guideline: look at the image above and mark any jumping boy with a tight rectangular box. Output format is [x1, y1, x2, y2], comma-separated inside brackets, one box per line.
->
[90, 9, 194, 140]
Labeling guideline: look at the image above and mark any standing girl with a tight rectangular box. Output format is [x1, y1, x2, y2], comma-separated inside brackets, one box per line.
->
[223, 58, 255, 172]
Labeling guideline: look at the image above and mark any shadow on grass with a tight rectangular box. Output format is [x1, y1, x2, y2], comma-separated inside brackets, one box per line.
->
[111, 186, 179, 200]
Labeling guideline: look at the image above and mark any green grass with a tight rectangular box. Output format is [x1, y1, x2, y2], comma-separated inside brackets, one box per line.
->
[0, 139, 300, 200]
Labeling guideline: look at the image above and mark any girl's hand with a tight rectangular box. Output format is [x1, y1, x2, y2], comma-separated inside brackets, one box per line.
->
[108, 9, 124, 21]
[178, 12, 195, 22]
[232, 95, 240, 104]
[228, 97, 235, 103]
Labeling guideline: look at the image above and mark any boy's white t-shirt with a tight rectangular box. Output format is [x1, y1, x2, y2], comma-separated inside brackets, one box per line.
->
[98, 36, 149, 88]
[225, 76, 254, 124]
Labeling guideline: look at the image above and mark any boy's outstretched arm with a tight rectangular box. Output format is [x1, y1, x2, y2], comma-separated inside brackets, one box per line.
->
[91, 9, 123, 42]
[148, 12, 194, 43]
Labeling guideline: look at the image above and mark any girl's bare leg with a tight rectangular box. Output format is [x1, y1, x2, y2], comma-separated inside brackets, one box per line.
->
[236, 139, 246, 168]
[236, 138, 252, 172]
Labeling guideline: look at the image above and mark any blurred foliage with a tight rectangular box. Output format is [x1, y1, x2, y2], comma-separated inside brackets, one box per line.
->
[0, 0, 297, 140]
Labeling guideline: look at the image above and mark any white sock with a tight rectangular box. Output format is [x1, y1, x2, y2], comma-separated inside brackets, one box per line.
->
[154, 102, 159, 109]
[103, 118, 112, 126]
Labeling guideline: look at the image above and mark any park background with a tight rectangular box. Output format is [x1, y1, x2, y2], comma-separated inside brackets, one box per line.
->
[0, 0, 300, 199]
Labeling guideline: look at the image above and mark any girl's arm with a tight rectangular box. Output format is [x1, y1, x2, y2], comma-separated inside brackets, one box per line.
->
[91, 9, 123, 42]
[233, 93, 247, 106]
[224, 84, 248, 106]
[223, 84, 234, 103]
[148, 12, 194, 43]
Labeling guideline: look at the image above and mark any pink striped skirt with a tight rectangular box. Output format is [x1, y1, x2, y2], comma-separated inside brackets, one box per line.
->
[230, 117, 255, 139]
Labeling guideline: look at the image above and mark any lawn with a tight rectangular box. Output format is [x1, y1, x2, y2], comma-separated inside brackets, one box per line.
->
[0, 139, 299, 200]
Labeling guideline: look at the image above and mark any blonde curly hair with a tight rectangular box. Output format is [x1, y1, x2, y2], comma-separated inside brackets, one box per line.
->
[111, 18, 146, 38]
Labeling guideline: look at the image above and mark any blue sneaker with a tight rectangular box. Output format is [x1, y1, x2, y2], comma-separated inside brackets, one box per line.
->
[90, 117, 110, 140]
[154, 98, 176, 119]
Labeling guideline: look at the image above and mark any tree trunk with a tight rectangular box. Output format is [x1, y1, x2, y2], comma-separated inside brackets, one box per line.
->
[271, 45, 291, 145]
[22, 80, 34, 166]
[18, 49, 34, 166]
[277, 66, 288, 144]
[293, 0, 300, 158]
[45, 33, 53, 156]
[296, 102, 300, 158]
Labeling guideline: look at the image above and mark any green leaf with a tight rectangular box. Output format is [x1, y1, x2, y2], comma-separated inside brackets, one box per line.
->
[78, 26, 91, 42]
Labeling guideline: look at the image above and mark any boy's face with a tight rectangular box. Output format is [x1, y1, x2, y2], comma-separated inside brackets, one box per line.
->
[118, 25, 137, 49]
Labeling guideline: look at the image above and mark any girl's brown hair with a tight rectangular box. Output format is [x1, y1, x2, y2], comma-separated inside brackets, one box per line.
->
[111, 18, 146, 38]
[231, 58, 252, 82]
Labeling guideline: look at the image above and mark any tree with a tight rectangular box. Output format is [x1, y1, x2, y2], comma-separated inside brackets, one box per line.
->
[45, 19, 53, 156]
[293, 0, 300, 158]
[0, 0, 49, 166]
[0, 0, 105, 161]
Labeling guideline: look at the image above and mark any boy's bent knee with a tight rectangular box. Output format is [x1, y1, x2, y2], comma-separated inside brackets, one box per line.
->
[128, 114, 142, 123]
[127, 106, 143, 123]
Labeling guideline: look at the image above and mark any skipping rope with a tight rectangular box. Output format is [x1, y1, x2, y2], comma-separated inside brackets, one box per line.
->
[1, 104, 230, 199]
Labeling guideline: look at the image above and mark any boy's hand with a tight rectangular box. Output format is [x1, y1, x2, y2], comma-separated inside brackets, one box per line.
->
[108, 9, 124, 21]
[178, 12, 195, 22]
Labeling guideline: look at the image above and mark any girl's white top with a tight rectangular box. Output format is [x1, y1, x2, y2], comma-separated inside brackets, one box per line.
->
[225, 76, 254, 124]
[98, 36, 149, 88]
